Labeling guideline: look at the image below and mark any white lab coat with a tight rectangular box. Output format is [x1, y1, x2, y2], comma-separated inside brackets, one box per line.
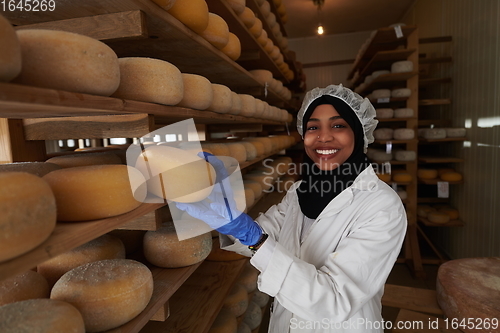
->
[221, 165, 407, 333]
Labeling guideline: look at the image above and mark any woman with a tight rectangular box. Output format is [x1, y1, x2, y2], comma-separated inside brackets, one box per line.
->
[176, 84, 407, 332]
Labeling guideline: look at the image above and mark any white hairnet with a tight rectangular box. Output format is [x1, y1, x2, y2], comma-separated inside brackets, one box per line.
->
[296, 84, 378, 152]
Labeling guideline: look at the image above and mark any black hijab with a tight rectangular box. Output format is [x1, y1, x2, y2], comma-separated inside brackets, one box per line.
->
[297, 95, 371, 219]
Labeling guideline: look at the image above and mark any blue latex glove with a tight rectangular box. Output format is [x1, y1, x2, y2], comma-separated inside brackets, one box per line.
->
[175, 152, 262, 246]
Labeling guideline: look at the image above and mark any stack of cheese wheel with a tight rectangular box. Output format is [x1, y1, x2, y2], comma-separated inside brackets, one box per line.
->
[0, 271, 49, 306]
[144, 221, 212, 268]
[208, 84, 233, 114]
[167, 0, 209, 34]
[45, 151, 123, 168]
[397, 189, 407, 200]
[177, 73, 214, 110]
[0, 298, 85, 333]
[243, 187, 255, 210]
[208, 308, 238, 333]
[37, 234, 126, 287]
[0, 14, 21, 82]
[43, 164, 146, 221]
[112, 57, 184, 106]
[223, 283, 249, 318]
[13, 29, 120, 96]
[0, 172, 57, 262]
[50, 259, 154, 332]
[0, 161, 61, 177]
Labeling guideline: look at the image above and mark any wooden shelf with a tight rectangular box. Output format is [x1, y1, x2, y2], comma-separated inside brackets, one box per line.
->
[418, 156, 464, 163]
[418, 119, 451, 127]
[419, 137, 466, 143]
[373, 139, 418, 145]
[418, 178, 463, 185]
[371, 97, 410, 105]
[418, 217, 464, 227]
[357, 71, 418, 94]
[418, 197, 450, 204]
[376, 117, 416, 122]
[140, 259, 248, 333]
[0, 203, 165, 281]
[419, 98, 452, 106]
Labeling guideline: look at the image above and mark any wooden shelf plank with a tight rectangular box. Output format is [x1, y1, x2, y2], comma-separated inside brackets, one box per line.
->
[376, 117, 416, 122]
[418, 156, 464, 164]
[419, 98, 452, 106]
[418, 217, 464, 227]
[0, 203, 165, 281]
[418, 197, 450, 204]
[373, 139, 419, 145]
[370, 97, 409, 105]
[382, 284, 443, 315]
[419, 77, 452, 86]
[419, 137, 466, 143]
[419, 36, 453, 44]
[418, 178, 463, 185]
[418, 119, 451, 127]
[140, 259, 248, 333]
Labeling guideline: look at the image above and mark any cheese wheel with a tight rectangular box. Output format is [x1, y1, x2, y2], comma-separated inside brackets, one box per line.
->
[256, 29, 268, 47]
[227, 143, 248, 163]
[149, 0, 176, 10]
[51, 259, 153, 332]
[371, 89, 391, 99]
[249, 69, 273, 86]
[177, 73, 213, 110]
[239, 7, 256, 28]
[0, 299, 85, 333]
[206, 236, 247, 261]
[392, 88, 411, 98]
[244, 180, 263, 199]
[201, 143, 231, 157]
[393, 172, 412, 183]
[223, 283, 249, 317]
[252, 290, 270, 308]
[200, 13, 230, 50]
[226, 0, 246, 14]
[364, 75, 373, 85]
[417, 169, 438, 180]
[135, 145, 216, 203]
[263, 38, 274, 54]
[270, 45, 281, 60]
[248, 18, 263, 38]
[237, 322, 252, 333]
[253, 99, 265, 118]
[14, 29, 120, 96]
[445, 128, 466, 138]
[394, 108, 414, 118]
[439, 207, 459, 220]
[0, 172, 56, 262]
[394, 150, 416, 161]
[437, 168, 455, 177]
[111, 57, 184, 106]
[259, 1, 271, 15]
[46, 151, 122, 168]
[371, 150, 392, 163]
[244, 188, 255, 209]
[373, 128, 393, 140]
[397, 190, 407, 200]
[167, 0, 209, 34]
[0, 270, 49, 306]
[209, 84, 233, 113]
[427, 212, 450, 224]
[209, 308, 238, 333]
[239, 94, 256, 117]
[371, 70, 390, 78]
[239, 142, 258, 161]
[37, 234, 126, 287]
[393, 128, 415, 140]
[144, 221, 212, 268]
[242, 302, 262, 330]
[242, 137, 273, 154]
[375, 108, 394, 119]
[236, 264, 259, 293]
[0, 14, 21, 82]
[43, 165, 146, 221]
[244, 140, 265, 156]
[391, 60, 413, 73]
[0, 161, 61, 177]
[440, 172, 463, 182]
[220, 33, 242, 61]
[417, 205, 435, 218]
[421, 128, 447, 139]
[229, 91, 242, 115]
[377, 173, 391, 182]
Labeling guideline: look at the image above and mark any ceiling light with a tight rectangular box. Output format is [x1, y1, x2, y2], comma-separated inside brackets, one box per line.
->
[313, 0, 325, 36]
[317, 24, 324, 35]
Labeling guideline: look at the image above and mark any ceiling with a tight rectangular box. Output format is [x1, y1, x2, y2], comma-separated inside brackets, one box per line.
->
[281, 0, 416, 39]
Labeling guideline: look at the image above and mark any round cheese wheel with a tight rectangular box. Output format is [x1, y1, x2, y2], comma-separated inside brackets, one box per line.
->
[229, 91, 242, 115]
[144, 221, 212, 268]
[256, 29, 268, 47]
[0, 270, 49, 307]
[239, 94, 256, 117]
[209, 308, 238, 333]
[237, 322, 252, 333]
[220, 33, 242, 61]
[37, 234, 126, 287]
[417, 205, 435, 218]
[371, 150, 392, 163]
[269, 45, 281, 60]
[427, 212, 450, 224]
[391, 60, 413, 73]
[244, 188, 255, 209]
[43, 165, 146, 221]
[0, 172, 56, 262]
[202, 143, 231, 157]
[226, 0, 245, 14]
[249, 69, 272, 86]
[135, 145, 216, 203]
[239, 142, 257, 161]
[371, 70, 390, 78]
[244, 180, 263, 199]
[393, 173, 412, 183]
[439, 207, 459, 220]
[373, 128, 393, 140]
[14, 29, 120, 96]
[226, 143, 247, 163]
[372, 89, 391, 99]
[242, 137, 273, 154]
[46, 151, 122, 168]
[51, 259, 153, 332]
[395, 150, 416, 161]
[177, 73, 213, 110]
[0, 298, 85, 333]
[244, 140, 265, 156]
[252, 290, 270, 308]
[223, 283, 249, 317]
[417, 169, 438, 180]
[393, 128, 415, 140]
[260, 1, 271, 15]
[248, 18, 263, 38]
[242, 302, 262, 330]
[263, 38, 274, 54]
[364, 75, 373, 85]
[375, 108, 394, 119]
[392, 88, 411, 98]
[445, 128, 466, 138]
[394, 108, 414, 118]
[236, 264, 259, 293]
[253, 99, 265, 118]
[0, 14, 21, 82]
[206, 236, 247, 261]
[239, 7, 256, 28]
[440, 172, 463, 182]
[0, 161, 61, 177]
[377, 173, 391, 182]
[111, 57, 184, 106]
[200, 13, 230, 50]
[421, 128, 447, 139]
[150, 0, 176, 10]
[209, 84, 233, 114]
[167, 0, 209, 34]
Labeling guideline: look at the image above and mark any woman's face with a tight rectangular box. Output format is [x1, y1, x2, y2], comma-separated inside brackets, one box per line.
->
[303, 104, 355, 171]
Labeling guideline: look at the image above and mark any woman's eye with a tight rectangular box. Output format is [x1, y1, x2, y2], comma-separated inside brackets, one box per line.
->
[306, 126, 317, 131]
[332, 124, 346, 129]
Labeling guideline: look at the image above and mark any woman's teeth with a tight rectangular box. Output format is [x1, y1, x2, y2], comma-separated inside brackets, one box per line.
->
[316, 149, 339, 155]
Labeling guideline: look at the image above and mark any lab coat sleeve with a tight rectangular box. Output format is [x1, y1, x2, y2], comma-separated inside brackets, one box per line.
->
[253, 202, 407, 322]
